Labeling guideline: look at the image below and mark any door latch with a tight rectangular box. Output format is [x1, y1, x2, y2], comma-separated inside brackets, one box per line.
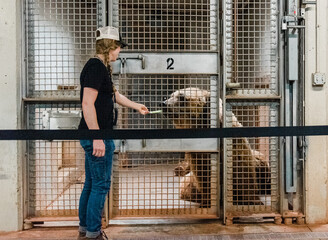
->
[282, 16, 305, 31]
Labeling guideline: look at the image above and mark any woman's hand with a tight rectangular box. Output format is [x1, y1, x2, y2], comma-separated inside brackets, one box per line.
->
[115, 91, 149, 115]
[93, 139, 105, 157]
[137, 104, 149, 115]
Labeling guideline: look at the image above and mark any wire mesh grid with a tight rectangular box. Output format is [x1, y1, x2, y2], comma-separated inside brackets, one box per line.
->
[113, 0, 218, 51]
[26, 0, 103, 98]
[28, 103, 84, 217]
[113, 74, 218, 129]
[225, 101, 279, 213]
[112, 152, 218, 217]
[224, 0, 278, 95]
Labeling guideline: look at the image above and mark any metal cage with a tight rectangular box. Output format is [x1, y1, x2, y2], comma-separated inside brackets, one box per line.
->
[24, 0, 286, 222]
[25, 0, 104, 218]
[225, 101, 279, 214]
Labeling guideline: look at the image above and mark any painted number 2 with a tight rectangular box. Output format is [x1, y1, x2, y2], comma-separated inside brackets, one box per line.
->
[167, 58, 174, 70]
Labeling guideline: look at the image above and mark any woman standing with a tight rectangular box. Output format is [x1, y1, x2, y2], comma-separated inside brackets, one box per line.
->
[78, 26, 149, 240]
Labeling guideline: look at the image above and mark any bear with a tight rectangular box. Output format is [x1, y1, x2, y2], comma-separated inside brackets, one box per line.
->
[161, 87, 270, 206]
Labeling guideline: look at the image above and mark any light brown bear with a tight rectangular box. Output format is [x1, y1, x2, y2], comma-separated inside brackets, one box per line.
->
[161, 87, 270, 206]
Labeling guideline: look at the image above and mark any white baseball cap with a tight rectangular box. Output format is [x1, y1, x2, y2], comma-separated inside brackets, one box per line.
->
[95, 26, 128, 48]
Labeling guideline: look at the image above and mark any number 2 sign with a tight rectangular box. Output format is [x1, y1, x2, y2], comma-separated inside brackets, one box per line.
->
[166, 58, 174, 70]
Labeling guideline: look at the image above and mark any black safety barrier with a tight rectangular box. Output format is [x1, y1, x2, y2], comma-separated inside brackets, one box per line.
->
[0, 125, 327, 140]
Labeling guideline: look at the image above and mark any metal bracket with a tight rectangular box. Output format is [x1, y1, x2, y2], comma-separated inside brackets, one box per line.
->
[226, 82, 241, 89]
[312, 73, 326, 86]
[117, 54, 145, 74]
[300, 8, 306, 19]
[120, 139, 126, 153]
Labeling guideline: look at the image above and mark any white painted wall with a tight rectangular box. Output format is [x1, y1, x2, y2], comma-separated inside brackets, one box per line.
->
[304, 0, 328, 224]
[326, 2, 328, 224]
[0, 0, 23, 231]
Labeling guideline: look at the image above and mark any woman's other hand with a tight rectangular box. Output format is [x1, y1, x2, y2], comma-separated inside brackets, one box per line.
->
[93, 139, 105, 157]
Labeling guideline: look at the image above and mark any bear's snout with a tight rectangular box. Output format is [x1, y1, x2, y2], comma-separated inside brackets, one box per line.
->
[159, 97, 168, 107]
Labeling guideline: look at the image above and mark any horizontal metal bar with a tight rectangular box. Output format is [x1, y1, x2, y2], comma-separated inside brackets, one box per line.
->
[122, 139, 218, 152]
[302, 1, 316, 4]
[225, 96, 281, 100]
[287, 25, 305, 29]
[112, 53, 218, 74]
[1, 126, 328, 140]
[23, 98, 80, 102]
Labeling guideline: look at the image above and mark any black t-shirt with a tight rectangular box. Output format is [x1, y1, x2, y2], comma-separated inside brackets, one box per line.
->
[78, 58, 114, 130]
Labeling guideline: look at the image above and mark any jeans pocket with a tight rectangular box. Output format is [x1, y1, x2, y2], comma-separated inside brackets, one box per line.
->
[89, 156, 106, 179]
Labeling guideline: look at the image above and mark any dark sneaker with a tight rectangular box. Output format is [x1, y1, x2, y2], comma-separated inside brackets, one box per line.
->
[77, 231, 87, 240]
[86, 231, 108, 240]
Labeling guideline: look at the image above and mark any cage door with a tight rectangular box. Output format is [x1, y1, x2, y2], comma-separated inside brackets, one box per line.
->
[108, 0, 220, 219]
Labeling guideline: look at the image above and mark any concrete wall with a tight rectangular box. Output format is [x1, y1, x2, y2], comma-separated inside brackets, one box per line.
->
[304, 0, 328, 224]
[0, 0, 23, 231]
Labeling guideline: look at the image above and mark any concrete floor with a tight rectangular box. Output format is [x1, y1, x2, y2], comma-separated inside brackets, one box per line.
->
[1, 221, 328, 240]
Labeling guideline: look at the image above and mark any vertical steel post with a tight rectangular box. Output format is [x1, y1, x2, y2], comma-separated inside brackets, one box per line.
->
[284, 0, 301, 209]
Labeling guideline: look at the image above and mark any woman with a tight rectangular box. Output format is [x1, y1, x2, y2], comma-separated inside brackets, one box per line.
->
[78, 26, 149, 240]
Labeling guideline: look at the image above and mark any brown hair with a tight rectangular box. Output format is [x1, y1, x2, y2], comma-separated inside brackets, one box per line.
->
[96, 39, 120, 67]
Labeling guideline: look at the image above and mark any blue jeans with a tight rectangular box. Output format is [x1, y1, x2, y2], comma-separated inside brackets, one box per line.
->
[78, 139, 115, 238]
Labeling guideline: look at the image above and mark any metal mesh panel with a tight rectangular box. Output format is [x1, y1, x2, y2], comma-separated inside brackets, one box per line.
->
[26, 0, 103, 98]
[224, 0, 278, 95]
[26, 0, 221, 221]
[225, 101, 279, 213]
[112, 152, 218, 217]
[114, 74, 218, 129]
[27, 103, 84, 217]
[113, 0, 218, 51]
[110, 74, 220, 218]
